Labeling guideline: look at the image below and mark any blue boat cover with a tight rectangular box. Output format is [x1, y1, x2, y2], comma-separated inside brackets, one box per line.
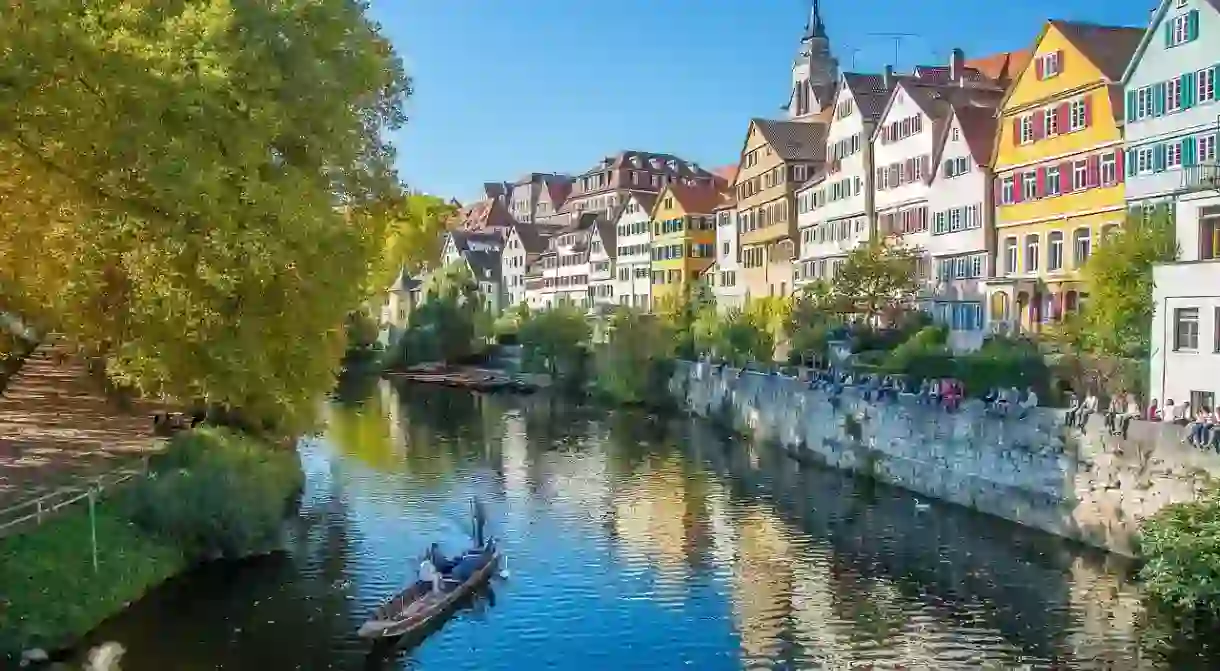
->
[451, 554, 485, 582]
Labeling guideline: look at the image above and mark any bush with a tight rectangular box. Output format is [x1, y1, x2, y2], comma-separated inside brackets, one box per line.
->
[1138, 489, 1220, 617]
[954, 338, 1051, 398]
[122, 428, 303, 560]
[517, 304, 591, 385]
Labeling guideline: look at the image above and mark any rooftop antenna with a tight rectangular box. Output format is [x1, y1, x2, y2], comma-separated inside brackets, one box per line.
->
[869, 32, 919, 69]
[843, 47, 862, 70]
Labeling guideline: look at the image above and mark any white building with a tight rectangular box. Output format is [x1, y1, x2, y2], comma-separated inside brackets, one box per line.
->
[587, 219, 617, 310]
[1135, 0, 1220, 410]
[794, 71, 890, 288]
[712, 196, 744, 310]
[925, 93, 1003, 351]
[612, 192, 656, 309]
[871, 56, 1004, 350]
[501, 222, 551, 309]
[551, 213, 599, 307]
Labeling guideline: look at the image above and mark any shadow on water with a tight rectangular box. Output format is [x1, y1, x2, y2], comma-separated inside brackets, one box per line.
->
[64, 380, 1220, 670]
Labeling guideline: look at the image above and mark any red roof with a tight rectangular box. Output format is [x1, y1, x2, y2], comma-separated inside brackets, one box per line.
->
[667, 183, 727, 215]
[965, 50, 1032, 84]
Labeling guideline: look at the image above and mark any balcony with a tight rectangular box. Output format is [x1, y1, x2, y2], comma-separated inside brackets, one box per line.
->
[1183, 162, 1220, 193]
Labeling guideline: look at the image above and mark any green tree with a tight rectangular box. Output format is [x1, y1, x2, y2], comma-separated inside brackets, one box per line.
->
[656, 282, 716, 359]
[0, 0, 410, 434]
[595, 308, 676, 404]
[786, 281, 839, 365]
[376, 192, 460, 289]
[517, 304, 591, 380]
[385, 263, 486, 368]
[1080, 206, 1178, 358]
[826, 241, 921, 325]
[709, 308, 775, 368]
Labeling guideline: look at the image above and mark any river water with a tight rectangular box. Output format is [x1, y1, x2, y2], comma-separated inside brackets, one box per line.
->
[70, 378, 1219, 670]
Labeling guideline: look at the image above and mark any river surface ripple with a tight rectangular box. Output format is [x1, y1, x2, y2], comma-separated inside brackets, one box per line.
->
[73, 379, 1220, 670]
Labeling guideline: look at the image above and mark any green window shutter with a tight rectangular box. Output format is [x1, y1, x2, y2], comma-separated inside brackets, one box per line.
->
[1153, 81, 1167, 116]
[1154, 143, 1167, 171]
[1126, 149, 1137, 177]
[1213, 66, 1220, 101]
[1187, 10, 1200, 42]
[1183, 136, 1197, 167]
[1126, 89, 1138, 120]
[1165, 20, 1174, 48]
[1182, 72, 1197, 108]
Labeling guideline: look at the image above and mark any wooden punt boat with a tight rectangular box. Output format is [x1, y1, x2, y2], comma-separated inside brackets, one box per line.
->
[357, 539, 500, 640]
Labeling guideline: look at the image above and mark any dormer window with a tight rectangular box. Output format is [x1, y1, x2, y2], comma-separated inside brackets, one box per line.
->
[1036, 51, 1061, 80]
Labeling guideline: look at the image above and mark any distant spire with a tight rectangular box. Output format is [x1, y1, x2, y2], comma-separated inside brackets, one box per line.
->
[803, 0, 828, 41]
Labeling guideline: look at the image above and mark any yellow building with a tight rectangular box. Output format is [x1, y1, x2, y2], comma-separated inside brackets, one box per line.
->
[649, 182, 724, 302]
[987, 20, 1143, 332]
[734, 118, 828, 300]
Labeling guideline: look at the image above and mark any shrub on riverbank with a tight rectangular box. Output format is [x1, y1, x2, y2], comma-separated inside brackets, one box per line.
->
[1138, 489, 1220, 617]
[0, 501, 185, 658]
[0, 428, 303, 659]
[593, 309, 676, 406]
[123, 428, 304, 560]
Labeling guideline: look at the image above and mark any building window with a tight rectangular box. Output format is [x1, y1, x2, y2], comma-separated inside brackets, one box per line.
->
[1136, 86, 1154, 120]
[1005, 237, 1018, 275]
[1048, 231, 1064, 271]
[1167, 140, 1183, 169]
[1046, 166, 1061, 196]
[1022, 172, 1037, 200]
[1019, 115, 1034, 144]
[1024, 234, 1040, 273]
[1001, 176, 1015, 204]
[1038, 52, 1061, 79]
[1168, 78, 1183, 113]
[1072, 160, 1088, 190]
[1101, 152, 1117, 184]
[1069, 99, 1087, 131]
[1199, 134, 1217, 164]
[1174, 307, 1200, 351]
[1136, 147, 1155, 174]
[1044, 107, 1058, 137]
[1074, 228, 1091, 267]
[1199, 68, 1217, 103]
[1169, 13, 1191, 47]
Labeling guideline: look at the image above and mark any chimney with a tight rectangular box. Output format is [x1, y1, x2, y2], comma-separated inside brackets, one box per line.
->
[883, 65, 895, 89]
[950, 48, 965, 85]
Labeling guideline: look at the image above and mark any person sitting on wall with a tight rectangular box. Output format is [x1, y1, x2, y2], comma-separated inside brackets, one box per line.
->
[1146, 399, 1161, 422]
[1187, 407, 1216, 447]
[1077, 391, 1099, 433]
[1116, 393, 1142, 440]
[1016, 387, 1038, 419]
[1064, 392, 1081, 427]
[1171, 400, 1191, 426]
[982, 387, 999, 411]
[1104, 393, 1124, 434]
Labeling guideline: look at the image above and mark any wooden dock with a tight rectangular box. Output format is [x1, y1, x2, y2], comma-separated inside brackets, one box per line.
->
[384, 365, 539, 393]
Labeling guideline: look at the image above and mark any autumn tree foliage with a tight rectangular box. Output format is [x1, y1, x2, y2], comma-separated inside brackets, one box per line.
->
[0, 0, 411, 432]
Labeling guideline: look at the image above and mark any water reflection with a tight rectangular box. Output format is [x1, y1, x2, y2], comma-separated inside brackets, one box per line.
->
[74, 379, 1218, 670]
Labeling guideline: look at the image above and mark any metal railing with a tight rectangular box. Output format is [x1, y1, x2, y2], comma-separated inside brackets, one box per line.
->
[1183, 162, 1220, 193]
[0, 459, 150, 573]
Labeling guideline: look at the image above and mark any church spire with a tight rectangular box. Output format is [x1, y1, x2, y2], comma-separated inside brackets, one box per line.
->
[803, 0, 828, 42]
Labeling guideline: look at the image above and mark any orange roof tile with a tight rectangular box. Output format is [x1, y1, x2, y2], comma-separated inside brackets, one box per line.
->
[668, 183, 726, 215]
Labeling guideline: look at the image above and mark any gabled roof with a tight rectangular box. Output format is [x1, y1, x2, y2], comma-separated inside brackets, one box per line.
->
[873, 81, 1002, 145]
[508, 221, 549, 254]
[1050, 20, 1143, 83]
[965, 50, 1032, 84]
[543, 176, 573, 209]
[388, 267, 421, 293]
[1121, 0, 1220, 84]
[663, 182, 727, 215]
[711, 164, 739, 188]
[747, 119, 829, 163]
[592, 219, 617, 259]
[457, 198, 517, 233]
[464, 249, 501, 282]
[840, 72, 895, 121]
[628, 191, 658, 214]
[949, 98, 1004, 169]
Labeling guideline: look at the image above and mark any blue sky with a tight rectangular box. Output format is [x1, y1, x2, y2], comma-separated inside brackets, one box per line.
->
[369, 0, 1155, 203]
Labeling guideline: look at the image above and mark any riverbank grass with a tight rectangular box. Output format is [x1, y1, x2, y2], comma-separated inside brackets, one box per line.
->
[0, 427, 303, 659]
[0, 502, 185, 656]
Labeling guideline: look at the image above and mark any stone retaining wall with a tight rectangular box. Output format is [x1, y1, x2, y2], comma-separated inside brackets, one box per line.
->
[670, 360, 1220, 556]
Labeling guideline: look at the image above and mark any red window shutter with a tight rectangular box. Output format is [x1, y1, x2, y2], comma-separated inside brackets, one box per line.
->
[1035, 57, 1045, 80]
[1060, 161, 1072, 191]
[1032, 110, 1045, 140]
[1086, 155, 1100, 187]
[1057, 50, 1065, 73]
[993, 176, 1003, 201]
[1114, 151, 1125, 184]
[1057, 103, 1070, 133]
[1082, 94, 1092, 127]
[1012, 117, 1021, 145]
[1013, 171, 1024, 203]
[1036, 166, 1047, 198]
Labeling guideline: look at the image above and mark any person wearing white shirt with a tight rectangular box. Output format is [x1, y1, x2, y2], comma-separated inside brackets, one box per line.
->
[419, 557, 440, 594]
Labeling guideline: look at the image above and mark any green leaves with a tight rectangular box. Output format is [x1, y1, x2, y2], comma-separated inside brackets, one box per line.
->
[0, 0, 411, 434]
[1080, 207, 1179, 359]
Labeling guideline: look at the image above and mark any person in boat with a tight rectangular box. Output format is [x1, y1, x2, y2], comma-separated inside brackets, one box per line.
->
[429, 542, 455, 573]
[418, 556, 441, 594]
[473, 498, 487, 547]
